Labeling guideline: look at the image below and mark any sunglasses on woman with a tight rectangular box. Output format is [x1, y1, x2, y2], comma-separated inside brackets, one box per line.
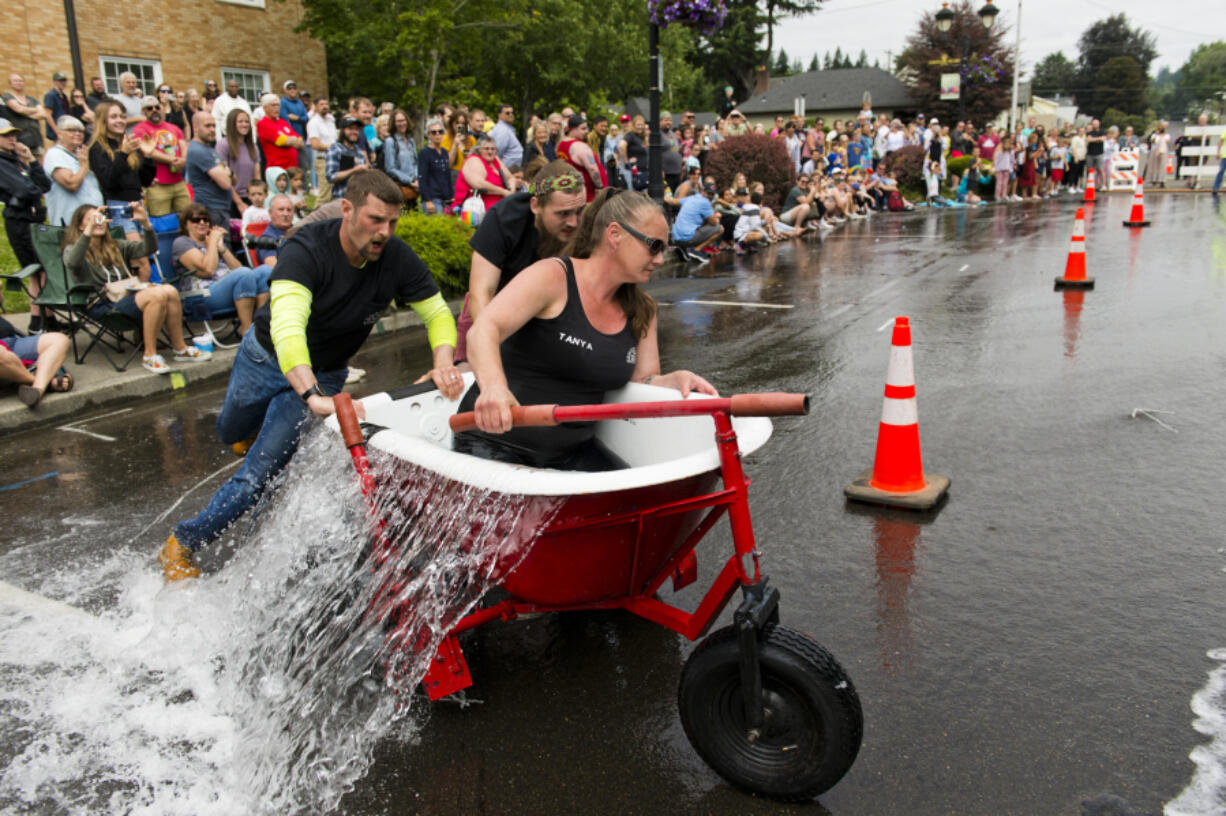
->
[188, 216, 210, 224]
[617, 221, 666, 256]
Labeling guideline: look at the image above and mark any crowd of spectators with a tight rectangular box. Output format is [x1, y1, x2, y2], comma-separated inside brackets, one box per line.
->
[1, 68, 1222, 404]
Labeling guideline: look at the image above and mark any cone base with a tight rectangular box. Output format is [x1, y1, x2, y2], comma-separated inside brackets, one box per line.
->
[1122, 220, 1150, 227]
[1054, 276, 1095, 289]
[844, 469, 951, 510]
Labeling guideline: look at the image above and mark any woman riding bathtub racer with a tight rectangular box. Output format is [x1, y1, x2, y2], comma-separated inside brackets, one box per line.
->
[454, 188, 716, 471]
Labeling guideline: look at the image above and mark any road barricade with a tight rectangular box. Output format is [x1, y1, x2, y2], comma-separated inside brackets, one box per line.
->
[1109, 151, 1140, 191]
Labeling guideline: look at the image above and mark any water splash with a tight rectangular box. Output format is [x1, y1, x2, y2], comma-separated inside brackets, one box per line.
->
[1165, 648, 1226, 816]
[0, 425, 560, 814]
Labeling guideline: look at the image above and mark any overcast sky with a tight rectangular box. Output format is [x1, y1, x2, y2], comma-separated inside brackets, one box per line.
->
[773, 0, 1222, 77]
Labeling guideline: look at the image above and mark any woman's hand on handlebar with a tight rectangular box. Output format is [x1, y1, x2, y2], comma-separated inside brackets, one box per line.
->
[473, 384, 519, 433]
[648, 370, 719, 398]
[414, 364, 465, 401]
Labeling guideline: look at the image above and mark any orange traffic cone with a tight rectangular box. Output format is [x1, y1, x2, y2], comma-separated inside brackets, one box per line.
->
[845, 317, 950, 511]
[1084, 172, 1096, 203]
[1165, 153, 1174, 177]
[1123, 178, 1150, 227]
[1055, 207, 1095, 289]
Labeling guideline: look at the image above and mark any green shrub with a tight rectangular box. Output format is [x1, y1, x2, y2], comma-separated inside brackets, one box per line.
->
[394, 210, 475, 298]
[946, 155, 976, 179]
[882, 145, 926, 194]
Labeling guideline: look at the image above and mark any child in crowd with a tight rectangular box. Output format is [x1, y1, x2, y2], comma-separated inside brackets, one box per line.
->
[285, 167, 308, 217]
[733, 190, 767, 252]
[924, 158, 944, 206]
[507, 164, 528, 193]
[994, 135, 1015, 202]
[241, 179, 270, 231]
[1048, 137, 1068, 196]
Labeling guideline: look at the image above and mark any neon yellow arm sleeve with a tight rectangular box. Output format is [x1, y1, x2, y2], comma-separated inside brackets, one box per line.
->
[409, 292, 458, 351]
[269, 279, 313, 375]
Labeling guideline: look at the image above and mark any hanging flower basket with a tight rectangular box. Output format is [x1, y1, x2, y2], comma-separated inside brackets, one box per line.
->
[649, 0, 728, 35]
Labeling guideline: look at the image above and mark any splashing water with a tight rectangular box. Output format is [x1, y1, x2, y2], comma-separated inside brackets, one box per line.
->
[0, 426, 561, 815]
[1166, 647, 1226, 816]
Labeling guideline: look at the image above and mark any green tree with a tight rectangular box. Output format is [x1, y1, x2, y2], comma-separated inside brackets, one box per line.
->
[1175, 41, 1226, 116]
[831, 46, 845, 69]
[897, 0, 1014, 124]
[1074, 14, 1157, 115]
[761, 0, 823, 59]
[855, 49, 869, 68]
[808, 53, 820, 72]
[1032, 51, 1076, 97]
[1094, 56, 1146, 115]
[774, 48, 792, 77]
[692, 0, 767, 102]
[823, 51, 832, 69]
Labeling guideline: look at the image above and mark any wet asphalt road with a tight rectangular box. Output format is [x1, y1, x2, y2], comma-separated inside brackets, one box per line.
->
[2, 193, 1225, 815]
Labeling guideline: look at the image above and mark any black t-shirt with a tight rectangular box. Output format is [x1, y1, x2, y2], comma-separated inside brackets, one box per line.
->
[1086, 130, 1105, 156]
[623, 132, 647, 165]
[253, 219, 438, 372]
[468, 191, 538, 292]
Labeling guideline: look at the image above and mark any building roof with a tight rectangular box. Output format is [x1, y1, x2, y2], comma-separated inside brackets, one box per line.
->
[737, 67, 916, 115]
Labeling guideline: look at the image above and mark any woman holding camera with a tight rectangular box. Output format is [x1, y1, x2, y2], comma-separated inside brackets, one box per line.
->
[63, 202, 208, 374]
[442, 110, 476, 175]
[88, 100, 156, 279]
[172, 202, 270, 336]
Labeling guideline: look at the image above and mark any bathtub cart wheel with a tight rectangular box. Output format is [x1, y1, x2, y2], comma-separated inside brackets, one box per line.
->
[678, 623, 863, 801]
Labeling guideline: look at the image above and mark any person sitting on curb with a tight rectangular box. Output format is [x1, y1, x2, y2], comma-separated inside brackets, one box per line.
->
[0, 316, 72, 408]
[63, 202, 211, 374]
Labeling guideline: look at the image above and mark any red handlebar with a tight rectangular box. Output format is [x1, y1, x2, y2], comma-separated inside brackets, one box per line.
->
[447, 392, 808, 434]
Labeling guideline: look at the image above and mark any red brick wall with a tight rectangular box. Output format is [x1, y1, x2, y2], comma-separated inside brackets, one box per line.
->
[4, 0, 327, 102]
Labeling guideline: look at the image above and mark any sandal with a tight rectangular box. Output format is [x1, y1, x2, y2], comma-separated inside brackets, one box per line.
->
[47, 372, 73, 393]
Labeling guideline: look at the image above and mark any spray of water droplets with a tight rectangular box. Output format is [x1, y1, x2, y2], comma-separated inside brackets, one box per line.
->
[0, 424, 561, 815]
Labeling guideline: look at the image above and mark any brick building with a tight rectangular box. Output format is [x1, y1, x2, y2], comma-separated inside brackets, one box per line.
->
[6, 0, 327, 107]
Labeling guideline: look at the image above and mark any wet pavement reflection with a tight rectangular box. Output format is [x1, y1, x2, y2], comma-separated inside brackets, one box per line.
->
[3, 193, 1225, 815]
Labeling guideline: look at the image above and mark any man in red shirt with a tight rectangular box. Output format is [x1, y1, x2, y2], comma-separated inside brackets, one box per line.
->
[255, 93, 303, 172]
[132, 95, 189, 216]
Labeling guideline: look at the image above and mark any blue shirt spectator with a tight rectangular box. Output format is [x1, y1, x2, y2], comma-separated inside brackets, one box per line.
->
[491, 108, 523, 167]
[671, 191, 714, 242]
[382, 133, 418, 185]
[185, 138, 232, 215]
[279, 84, 308, 139]
[417, 130, 452, 210]
[43, 75, 71, 141]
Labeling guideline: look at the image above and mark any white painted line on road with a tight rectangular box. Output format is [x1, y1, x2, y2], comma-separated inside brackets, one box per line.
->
[677, 300, 794, 310]
[57, 407, 133, 442]
[826, 304, 853, 319]
[863, 279, 900, 300]
[959, 264, 969, 271]
[0, 581, 95, 619]
[876, 319, 895, 332]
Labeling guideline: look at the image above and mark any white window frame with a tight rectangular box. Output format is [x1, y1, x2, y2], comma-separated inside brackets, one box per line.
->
[216, 0, 266, 7]
[221, 67, 271, 106]
[99, 56, 162, 97]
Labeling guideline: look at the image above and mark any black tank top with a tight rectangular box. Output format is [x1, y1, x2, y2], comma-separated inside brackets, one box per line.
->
[456, 257, 638, 467]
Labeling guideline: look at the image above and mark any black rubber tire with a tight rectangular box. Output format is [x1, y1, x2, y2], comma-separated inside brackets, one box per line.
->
[678, 623, 863, 801]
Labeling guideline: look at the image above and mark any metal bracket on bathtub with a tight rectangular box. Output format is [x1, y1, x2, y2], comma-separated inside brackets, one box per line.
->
[734, 579, 780, 736]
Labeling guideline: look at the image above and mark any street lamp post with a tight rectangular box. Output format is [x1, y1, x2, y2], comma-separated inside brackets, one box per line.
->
[648, 21, 664, 201]
[935, 1, 999, 124]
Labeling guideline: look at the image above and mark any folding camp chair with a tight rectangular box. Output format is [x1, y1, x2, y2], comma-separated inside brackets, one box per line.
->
[0, 224, 144, 370]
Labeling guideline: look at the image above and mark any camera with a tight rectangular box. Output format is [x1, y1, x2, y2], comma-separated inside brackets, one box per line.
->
[245, 235, 284, 251]
[107, 203, 133, 220]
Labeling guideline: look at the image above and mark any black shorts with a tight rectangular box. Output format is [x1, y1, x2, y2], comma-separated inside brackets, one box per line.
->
[87, 292, 142, 323]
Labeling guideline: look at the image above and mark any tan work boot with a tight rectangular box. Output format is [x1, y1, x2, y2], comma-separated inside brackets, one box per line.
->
[159, 534, 200, 581]
[232, 434, 257, 457]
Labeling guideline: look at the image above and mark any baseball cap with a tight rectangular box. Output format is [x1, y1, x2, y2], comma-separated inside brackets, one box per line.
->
[702, 182, 717, 195]
[52, 71, 68, 81]
[339, 115, 361, 129]
[140, 95, 159, 109]
[0, 118, 19, 135]
[916, 113, 926, 120]
[283, 80, 297, 89]
[619, 114, 630, 122]
[929, 117, 939, 125]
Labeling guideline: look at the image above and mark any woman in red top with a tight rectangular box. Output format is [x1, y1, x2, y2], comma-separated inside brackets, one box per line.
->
[454, 133, 513, 213]
[557, 117, 608, 201]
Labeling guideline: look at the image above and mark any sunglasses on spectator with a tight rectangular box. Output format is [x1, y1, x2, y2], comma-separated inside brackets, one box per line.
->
[428, 129, 444, 134]
[616, 222, 666, 256]
[158, 87, 171, 94]
[187, 216, 210, 224]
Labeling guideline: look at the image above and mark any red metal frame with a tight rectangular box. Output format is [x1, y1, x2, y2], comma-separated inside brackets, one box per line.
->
[334, 393, 804, 699]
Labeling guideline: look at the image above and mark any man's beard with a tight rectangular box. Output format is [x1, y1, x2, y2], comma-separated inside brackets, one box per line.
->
[536, 212, 568, 258]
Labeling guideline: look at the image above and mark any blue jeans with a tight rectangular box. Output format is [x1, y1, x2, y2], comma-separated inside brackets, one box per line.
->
[420, 198, 446, 215]
[1214, 158, 1225, 193]
[174, 331, 347, 550]
[200, 266, 271, 315]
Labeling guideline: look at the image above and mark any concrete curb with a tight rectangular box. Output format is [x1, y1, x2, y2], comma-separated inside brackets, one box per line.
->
[0, 301, 453, 438]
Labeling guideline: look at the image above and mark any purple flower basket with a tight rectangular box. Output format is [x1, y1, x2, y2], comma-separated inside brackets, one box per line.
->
[648, 0, 728, 35]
